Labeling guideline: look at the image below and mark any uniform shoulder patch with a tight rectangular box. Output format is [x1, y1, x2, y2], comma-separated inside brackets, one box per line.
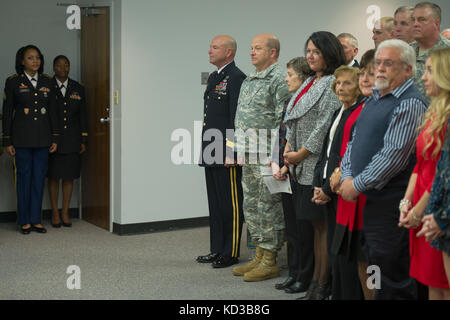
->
[7, 74, 18, 80]
[41, 73, 51, 78]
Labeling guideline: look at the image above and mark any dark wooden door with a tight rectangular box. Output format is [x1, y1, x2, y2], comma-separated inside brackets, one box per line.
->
[80, 7, 110, 230]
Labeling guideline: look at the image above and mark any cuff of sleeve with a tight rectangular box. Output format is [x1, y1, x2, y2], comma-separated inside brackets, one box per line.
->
[340, 170, 352, 183]
[303, 141, 319, 155]
[2, 136, 11, 147]
[226, 138, 234, 149]
[352, 176, 365, 193]
[81, 133, 88, 144]
[52, 133, 60, 144]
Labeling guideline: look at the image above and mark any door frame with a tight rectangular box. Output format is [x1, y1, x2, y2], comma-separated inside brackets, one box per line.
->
[77, 0, 119, 232]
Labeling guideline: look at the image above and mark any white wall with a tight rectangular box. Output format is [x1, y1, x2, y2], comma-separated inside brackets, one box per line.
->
[0, 0, 80, 214]
[117, 0, 450, 224]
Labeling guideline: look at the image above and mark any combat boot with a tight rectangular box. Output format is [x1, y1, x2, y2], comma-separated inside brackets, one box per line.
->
[243, 249, 279, 282]
[232, 246, 263, 276]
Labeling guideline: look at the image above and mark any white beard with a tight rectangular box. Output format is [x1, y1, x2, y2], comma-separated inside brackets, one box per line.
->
[375, 76, 390, 91]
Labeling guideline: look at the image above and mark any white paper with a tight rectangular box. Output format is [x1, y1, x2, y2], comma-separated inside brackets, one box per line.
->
[260, 167, 292, 194]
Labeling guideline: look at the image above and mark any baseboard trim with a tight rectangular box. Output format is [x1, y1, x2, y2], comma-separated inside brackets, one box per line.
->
[113, 216, 210, 235]
[0, 208, 80, 223]
[0, 211, 210, 236]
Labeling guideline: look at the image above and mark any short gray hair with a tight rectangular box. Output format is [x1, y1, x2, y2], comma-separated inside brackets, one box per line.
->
[375, 39, 416, 74]
[267, 37, 280, 58]
[394, 6, 414, 17]
[337, 33, 358, 49]
[415, 2, 441, 22]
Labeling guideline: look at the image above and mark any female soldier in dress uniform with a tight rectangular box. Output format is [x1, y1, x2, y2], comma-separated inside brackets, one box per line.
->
[48, 55, 88, 228]
[2, 45, 59, 234]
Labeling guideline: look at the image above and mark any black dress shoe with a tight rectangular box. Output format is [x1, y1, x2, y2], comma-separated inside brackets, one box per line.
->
[196, 253, 220, 263]
[52, 222, 62, 228]
[275, 276, 296, 290]
[284, 281, 309, 294]
[21, 226, 32, 235]
[31, 225, 47, 234]
[62, 221, 72, 227]
[212, 256, 239, 268]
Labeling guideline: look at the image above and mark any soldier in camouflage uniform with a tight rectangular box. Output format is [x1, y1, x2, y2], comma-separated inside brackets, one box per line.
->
[411, 2, 450, 104]
[231, 34, 291, 282]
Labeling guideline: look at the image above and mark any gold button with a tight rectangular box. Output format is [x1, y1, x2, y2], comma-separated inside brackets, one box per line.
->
[34, 109, 38, 112]
[64, 125, 67, 129]
[34, 93, 38, 96]
[64, 118, 67, 121]
[204, 114, 206, 117]
[34, 101, 38, 104]
[64, 102, 67, 105]
[34, 117, 38, 121]
[64, 110, 67, 113]
[203, 122, 206, 126]
[218, 97, 221, 100]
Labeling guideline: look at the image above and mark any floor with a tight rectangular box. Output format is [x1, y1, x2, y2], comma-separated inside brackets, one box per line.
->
[0, 220, 307, 300]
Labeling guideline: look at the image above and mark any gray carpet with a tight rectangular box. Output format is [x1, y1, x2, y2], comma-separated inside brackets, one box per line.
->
[0, 220, 306, 300]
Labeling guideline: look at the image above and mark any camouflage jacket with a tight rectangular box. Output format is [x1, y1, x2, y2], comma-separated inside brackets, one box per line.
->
[234, 63, 291, 160]
[411, 35, 450, 104]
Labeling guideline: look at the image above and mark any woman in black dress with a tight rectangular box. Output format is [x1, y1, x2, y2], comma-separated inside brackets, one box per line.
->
[48, 55, 88, 228]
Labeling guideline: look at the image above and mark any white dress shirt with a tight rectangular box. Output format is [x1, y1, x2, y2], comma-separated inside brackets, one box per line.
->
[56, 78, 68, 97]
[24, 72, 38, 88]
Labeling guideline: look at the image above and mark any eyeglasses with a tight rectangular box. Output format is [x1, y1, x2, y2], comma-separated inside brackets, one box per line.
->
[374, 59, 405, 68]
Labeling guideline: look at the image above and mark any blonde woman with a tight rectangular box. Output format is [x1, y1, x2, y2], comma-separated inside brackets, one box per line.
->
[399, 47, 450, 299]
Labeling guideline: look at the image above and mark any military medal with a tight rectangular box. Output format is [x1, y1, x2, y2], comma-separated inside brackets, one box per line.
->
[216, 83, 228, 95]
[41, 107, 47, 115]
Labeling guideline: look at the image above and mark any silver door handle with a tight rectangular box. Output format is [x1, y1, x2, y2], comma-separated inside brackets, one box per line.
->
[100, 117, 110, 123]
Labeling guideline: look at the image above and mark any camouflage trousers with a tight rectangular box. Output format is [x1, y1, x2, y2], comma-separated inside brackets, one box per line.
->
[242, 163, 285, 252]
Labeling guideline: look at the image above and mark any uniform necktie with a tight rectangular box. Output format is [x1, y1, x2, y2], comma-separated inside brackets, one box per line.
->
[31, 78, 37, 88]
[60, 84, 66, 97]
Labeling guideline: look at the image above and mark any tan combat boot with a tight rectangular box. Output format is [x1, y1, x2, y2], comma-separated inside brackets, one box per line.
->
[243, 249, 279, 282]
[232, 246, 263, 276]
